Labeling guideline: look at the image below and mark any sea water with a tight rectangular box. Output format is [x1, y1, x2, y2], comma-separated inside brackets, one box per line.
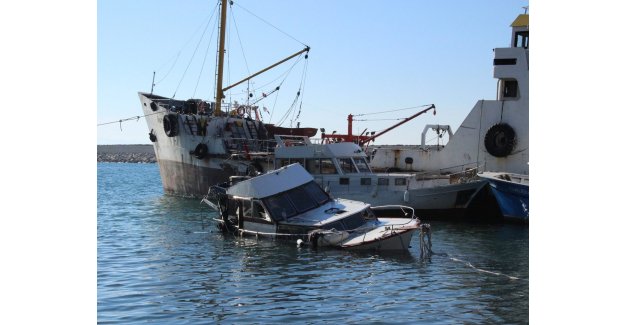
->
[97, 163, 528, 324]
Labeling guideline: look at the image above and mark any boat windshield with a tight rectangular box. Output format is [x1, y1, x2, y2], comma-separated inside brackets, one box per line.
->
[262, 181, 330, 221]
[353, 157, 371, 173]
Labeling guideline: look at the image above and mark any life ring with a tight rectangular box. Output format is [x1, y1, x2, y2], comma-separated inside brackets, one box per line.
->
[194, 143, 208, 159]
[237, 107, 246, 116]
[163, 114, 179, 137]
[484, 123, 516, 157]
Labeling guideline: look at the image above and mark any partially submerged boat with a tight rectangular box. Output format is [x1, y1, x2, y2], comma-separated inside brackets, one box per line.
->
[202, 163, 429, 251]
[478, 172, 529, 221]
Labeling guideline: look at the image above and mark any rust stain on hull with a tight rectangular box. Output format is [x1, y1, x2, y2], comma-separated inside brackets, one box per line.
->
[157, 159, 232, 198]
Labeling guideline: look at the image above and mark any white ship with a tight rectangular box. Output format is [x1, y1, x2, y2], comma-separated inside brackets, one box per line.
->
[369, 13, 529, 176]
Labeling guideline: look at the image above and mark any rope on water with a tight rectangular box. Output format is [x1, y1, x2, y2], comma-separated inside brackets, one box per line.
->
[419, 223, 432, 259]
[449, 257, 523, 281]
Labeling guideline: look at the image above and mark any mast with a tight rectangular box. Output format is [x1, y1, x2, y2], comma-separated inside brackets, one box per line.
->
[215, 0, 228, 116]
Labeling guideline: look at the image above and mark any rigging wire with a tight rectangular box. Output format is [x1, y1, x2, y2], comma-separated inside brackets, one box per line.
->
[172, 6, 216, 99]
[97, 111, 163, 131]
[155, 2, 219, 87]
[193, 9, 220, 98]
[154, 52, 181, 86]
[270, 54, 307, 126]
[230, 4, 251, 80]
[353, 104, 433, 117]
[353, 118, 406, 122]
[291, 55, 309, 126]
[233, 2, 308, 47]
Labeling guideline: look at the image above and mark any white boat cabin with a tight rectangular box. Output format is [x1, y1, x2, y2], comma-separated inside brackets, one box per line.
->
[223, 163, 375, 235]
[273, 135, 423, 195]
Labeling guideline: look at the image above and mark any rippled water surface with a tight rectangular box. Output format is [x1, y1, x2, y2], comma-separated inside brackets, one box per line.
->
[98, 163, 528, 324]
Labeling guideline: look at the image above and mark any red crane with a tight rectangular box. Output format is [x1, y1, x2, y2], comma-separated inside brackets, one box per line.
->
[321, 104, 436, 146]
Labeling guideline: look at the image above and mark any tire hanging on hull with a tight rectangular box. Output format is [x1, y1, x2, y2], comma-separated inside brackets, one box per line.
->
[194, 143, 208, 159]
[163, 114, 179, 137]
[484, 123, 516, 157]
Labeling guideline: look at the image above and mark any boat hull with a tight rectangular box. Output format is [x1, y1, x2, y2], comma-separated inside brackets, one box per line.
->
[157, 158, 231, 197]
[479, 173, 529, 221]
[341, 228, 416, 251]
[139, 92, 269, 198]
[319, 178, 488, 218]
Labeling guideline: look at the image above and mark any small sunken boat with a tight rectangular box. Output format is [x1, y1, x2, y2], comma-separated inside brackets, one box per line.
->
[202, 164, 429, 251]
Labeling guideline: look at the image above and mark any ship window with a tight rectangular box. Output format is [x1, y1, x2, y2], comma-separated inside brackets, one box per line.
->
[378, 178, 389, 186]
[340, 212, 367, 230]
[263, 194, 297, 221]
[515, 31, 529, 49]
[306, 159, 321, 174]
[353, 157, 371, 173]
[301, 181, 330, 205]
[339, 158, 357, 173]
[289, 158, 305, 167]
[242, 200, 252, 218]
[287, 186, 318, 213]
[227, 199, 237, 216]
[502, 79, 518, 98]
[339, 178, 349, 185]
[252, 200, 267, 219]
[360, 178, 371, 185]
[395, 178, 407, 186]
[320, 159, 337, 174]
[276, 159, 289, 168]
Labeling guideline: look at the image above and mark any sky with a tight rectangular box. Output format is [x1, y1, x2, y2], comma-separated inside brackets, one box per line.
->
[97, 0, 528, 145]
[6, 0, 625, 323]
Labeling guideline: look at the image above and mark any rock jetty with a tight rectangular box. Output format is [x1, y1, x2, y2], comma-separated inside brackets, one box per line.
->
[97, 145, 156, 163]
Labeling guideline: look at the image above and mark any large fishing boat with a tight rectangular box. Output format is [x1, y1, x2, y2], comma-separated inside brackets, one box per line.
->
[138, 0, 312, 198]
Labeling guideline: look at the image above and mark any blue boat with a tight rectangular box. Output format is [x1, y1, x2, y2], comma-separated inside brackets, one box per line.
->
[478, 172, 529, 221]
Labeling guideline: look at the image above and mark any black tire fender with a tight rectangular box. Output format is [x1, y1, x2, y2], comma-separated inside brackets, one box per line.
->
[484, 123, 516, 157]
[194, 143, 208, 159]
[163, 114, 179, 137]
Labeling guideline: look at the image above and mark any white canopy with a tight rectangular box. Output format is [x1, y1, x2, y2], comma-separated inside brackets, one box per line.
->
[227, 163, 313, 199]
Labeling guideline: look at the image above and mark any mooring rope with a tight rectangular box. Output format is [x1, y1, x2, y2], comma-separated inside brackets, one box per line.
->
[97, 111, 163, 131]
[448, 257, 522, 281]
[419, 223, 433, 259]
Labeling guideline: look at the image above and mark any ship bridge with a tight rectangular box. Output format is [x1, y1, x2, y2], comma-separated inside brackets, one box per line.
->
[494, 14, 528, 101]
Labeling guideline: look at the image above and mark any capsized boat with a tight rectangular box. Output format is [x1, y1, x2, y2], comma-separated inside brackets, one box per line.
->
[201, 163, 430, 251]
[478, 172, 529, 221]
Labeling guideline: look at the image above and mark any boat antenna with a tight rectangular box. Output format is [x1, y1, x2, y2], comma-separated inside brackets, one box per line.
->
[522, 6, 528, 14]
[214, 0, 229, 116]
[150, 71, 155, 95]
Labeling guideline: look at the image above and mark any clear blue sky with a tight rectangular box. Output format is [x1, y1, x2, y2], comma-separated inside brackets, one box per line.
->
[97, 0, 528, 145]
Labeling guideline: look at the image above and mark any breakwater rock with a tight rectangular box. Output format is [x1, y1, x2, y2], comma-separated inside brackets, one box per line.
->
[97, 145, 156, 163]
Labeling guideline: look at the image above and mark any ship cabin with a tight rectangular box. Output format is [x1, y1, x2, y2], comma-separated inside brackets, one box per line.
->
[272, 135, 418, 194]
[220, 163, 374, 236]
[495, 13, 529, 102]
